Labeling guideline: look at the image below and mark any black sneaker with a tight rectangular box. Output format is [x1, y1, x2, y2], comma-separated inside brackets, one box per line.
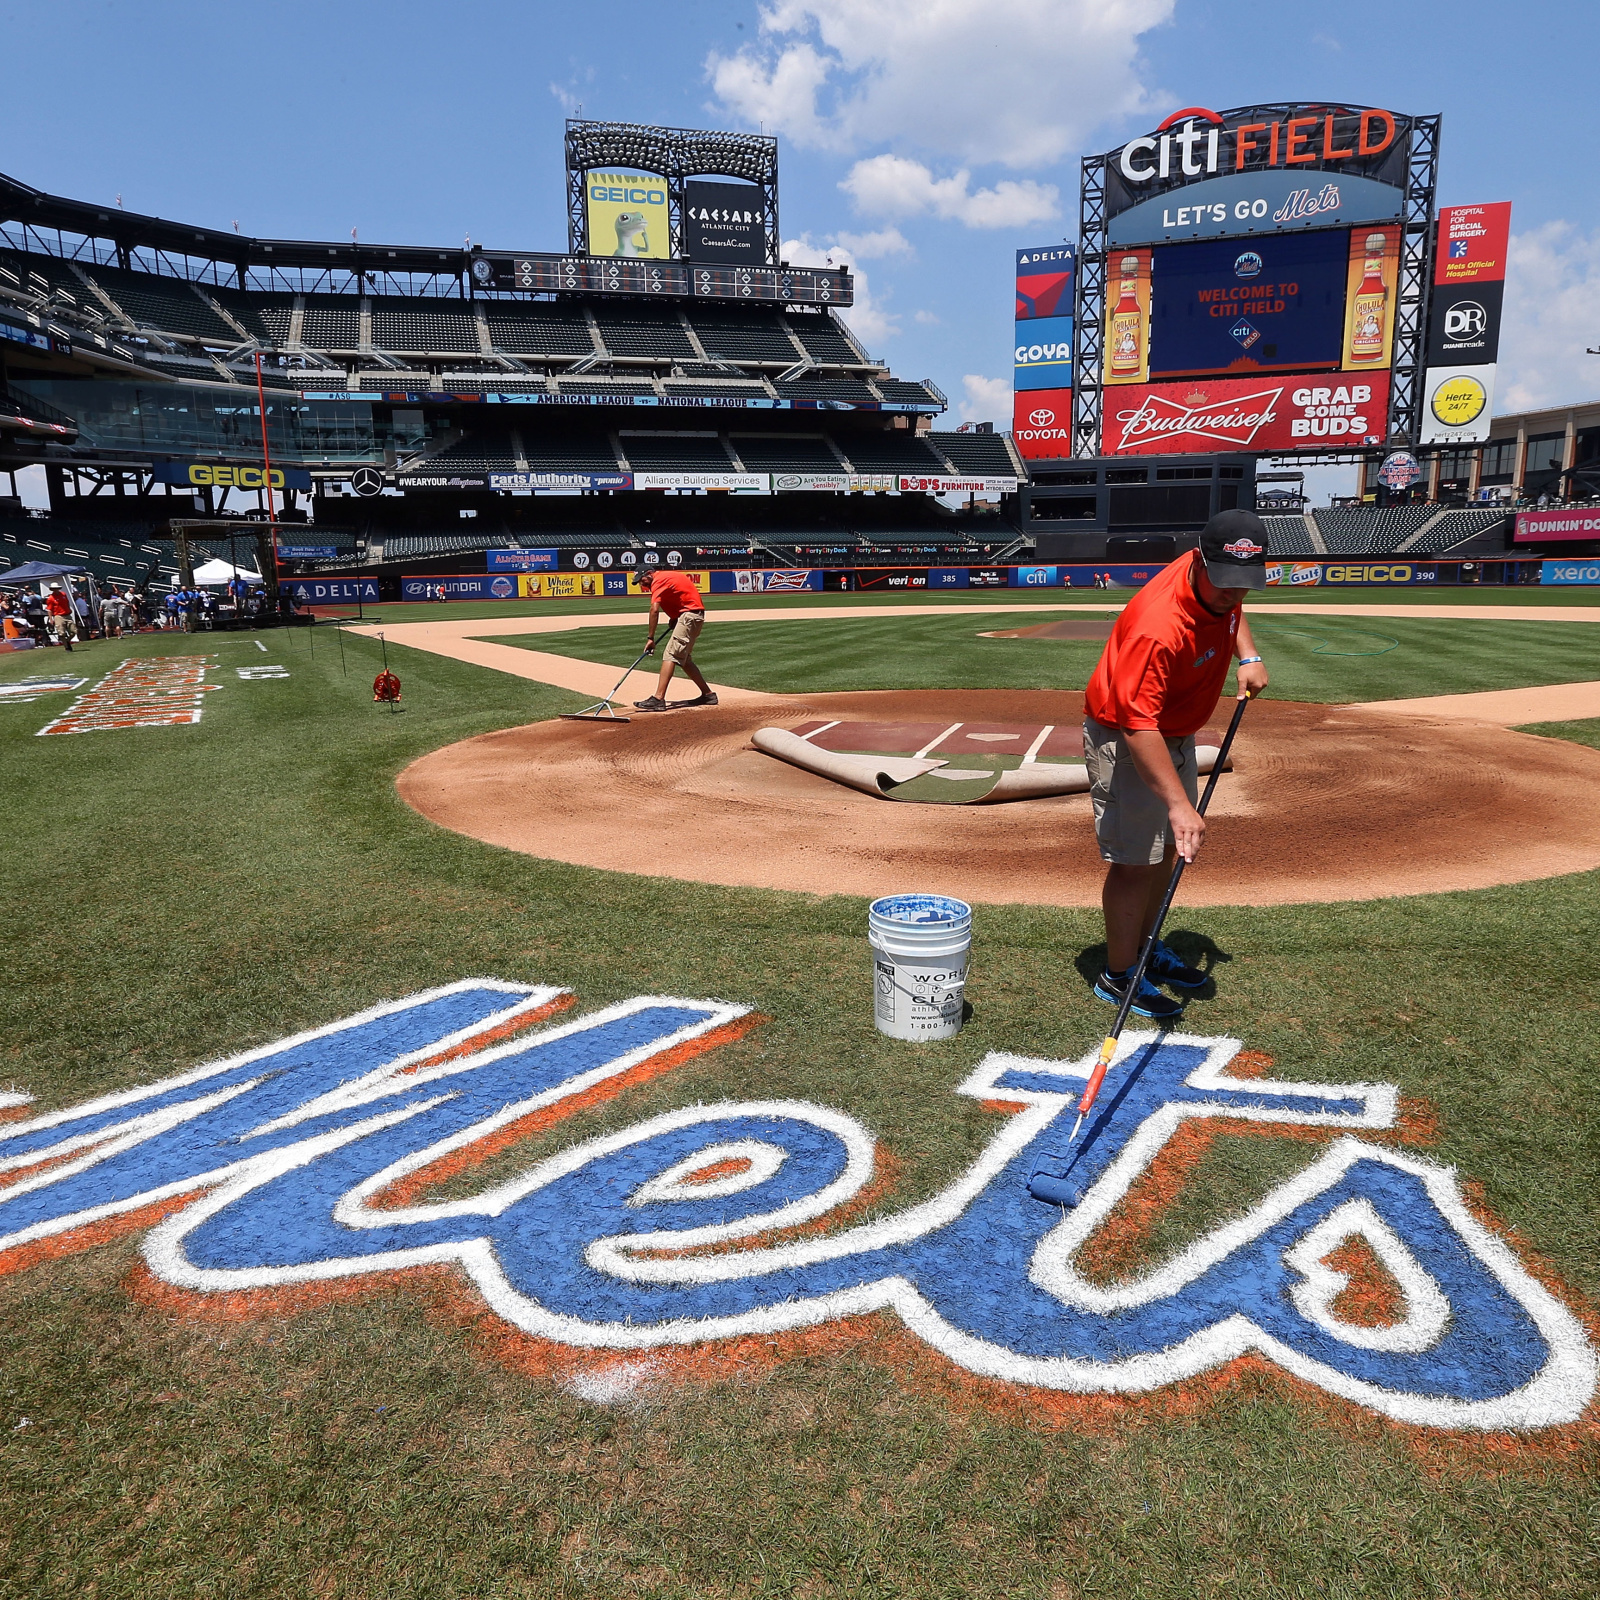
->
[633, 695, 667, 712]
[1146, 939, 1208, 990]
[684, 692, 718, 707]
[1092, 968, 1185, 1021]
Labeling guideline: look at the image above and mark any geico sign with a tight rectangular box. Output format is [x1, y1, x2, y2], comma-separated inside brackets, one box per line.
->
[185, 464, 288, 489]
[1323, 565, 1421, 583]
[1119, 105, 1398, 184]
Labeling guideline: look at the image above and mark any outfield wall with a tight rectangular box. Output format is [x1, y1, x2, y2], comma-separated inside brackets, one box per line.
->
[288, 559, 1545, 607]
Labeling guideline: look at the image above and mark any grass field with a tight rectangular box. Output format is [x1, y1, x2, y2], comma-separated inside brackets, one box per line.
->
[508, 609, 1600, 703]
[0, 603, 1596, 1600]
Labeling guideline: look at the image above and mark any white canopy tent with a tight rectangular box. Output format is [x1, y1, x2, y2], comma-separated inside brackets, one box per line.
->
[191, 557, 263, 586]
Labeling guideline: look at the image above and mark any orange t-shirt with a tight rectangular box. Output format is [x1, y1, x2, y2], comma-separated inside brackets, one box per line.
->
[649, 571, 703, 621]
[44, 591, 71, 617]
[1084, 551, 1239, 737]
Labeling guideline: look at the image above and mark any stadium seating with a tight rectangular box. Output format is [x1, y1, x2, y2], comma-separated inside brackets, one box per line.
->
[730, 437, 846, 472]
[1313, 505, 1433, 554]
[522, 434, 626, 471]
[660, 381, 769, 399]
[687, 311, 801, 364]
[298, 295, 362, 350]
[1405, 508, 1510, 554]
[481, 304, 595, 357]
[930, 432, 1017, 476]
[369, 297, 478, 353]
[557, 379, 657, 397]
[775, 377, 880, 405]
[413, 432, 520, 474]
[208, 287, 282, 343]
[619, 435, 738, 472]
[1260, 515, 1317, 556]
[875, 379, 942, 406]
[836, 434, 952, 474]
[788, 318, 863, 364]
[593, 310, 695, 361]
[81, 264, 238, 343]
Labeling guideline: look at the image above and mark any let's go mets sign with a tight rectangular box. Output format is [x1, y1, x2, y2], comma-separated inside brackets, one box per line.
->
[0, 982, 1590, 1430]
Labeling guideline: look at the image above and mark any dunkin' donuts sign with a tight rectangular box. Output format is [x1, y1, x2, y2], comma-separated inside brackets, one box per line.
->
[1108, 373, 1389, 455]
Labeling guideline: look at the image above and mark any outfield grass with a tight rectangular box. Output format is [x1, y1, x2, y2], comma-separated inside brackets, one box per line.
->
[506, 609, 1600, 703]
[0, 624, 1595, 1599]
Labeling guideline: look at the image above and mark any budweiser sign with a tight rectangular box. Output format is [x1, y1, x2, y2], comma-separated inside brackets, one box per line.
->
[1108, 373, 1389, 455]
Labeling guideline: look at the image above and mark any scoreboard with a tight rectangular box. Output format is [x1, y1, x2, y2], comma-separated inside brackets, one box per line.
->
[470, 253, 852, 306]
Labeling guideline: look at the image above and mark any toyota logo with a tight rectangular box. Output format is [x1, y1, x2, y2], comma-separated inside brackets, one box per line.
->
[1028, 407, 1056, 428]
[350, 466, 384, 497]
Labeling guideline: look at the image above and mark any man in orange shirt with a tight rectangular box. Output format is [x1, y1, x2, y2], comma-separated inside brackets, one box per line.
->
[634, 566, 716, 711]
[1081, 510, 1271, 1020]
[43, 583, 76, 650]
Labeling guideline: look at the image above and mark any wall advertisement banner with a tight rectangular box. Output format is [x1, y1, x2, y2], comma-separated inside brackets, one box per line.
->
[282, 578, 379, 603]
[1014, 314, 1074, 391]
[770, 472, 851, 493]
[633, 471, 768, 492]
[1104, 371, 1389, 455]
[707, 569, 823, 593]
[1011, 388, 1074, 459]
[1515, 509, 1600, 544]
[1107, 169, 1405, 247]
[855, 568, 932, 591]
[518, 572, 629, 599]
[1419, 202, 1510, 445]
[1265, 562, 1325, 585]
[487, 471, 633, 491]
[1016, 246, 1074, 319]
[1435, 203, 1512, 286]
[1317, 563, 1438, 585]
[897, 475, 1019, 494]
[153, 461, 313, 491]
[401, 575, 520, 601]
[1541, 560, 1600, 585]
[485, 549, 559, 572]
[1339, 224, 1402, 372]
[277, 545, 339, 560]
[583, 170, 669, 259]
[1102, 248, 1152, 384]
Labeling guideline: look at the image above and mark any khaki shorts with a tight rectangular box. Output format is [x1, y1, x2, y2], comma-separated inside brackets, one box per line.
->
[1083, 716, 1198, 866]
[665, 609, 704, 664]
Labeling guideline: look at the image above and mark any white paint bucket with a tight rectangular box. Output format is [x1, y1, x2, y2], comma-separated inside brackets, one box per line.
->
[868, 894, 972, 1042]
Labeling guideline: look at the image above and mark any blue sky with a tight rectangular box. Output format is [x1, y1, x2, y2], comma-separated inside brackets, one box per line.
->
[3, 0, 1597, 495]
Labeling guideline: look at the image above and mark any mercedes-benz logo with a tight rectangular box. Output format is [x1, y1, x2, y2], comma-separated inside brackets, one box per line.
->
[350, 466, 384, 497]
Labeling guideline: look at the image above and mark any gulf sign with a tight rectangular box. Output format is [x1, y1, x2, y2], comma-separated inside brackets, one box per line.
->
[1012, 388, 1074, 460]
[1105, 373, 1388, 455]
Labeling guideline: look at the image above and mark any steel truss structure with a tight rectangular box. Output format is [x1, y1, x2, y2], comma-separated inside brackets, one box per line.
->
[564, 120, 780, 265]
[1072, 106, 1441, 458]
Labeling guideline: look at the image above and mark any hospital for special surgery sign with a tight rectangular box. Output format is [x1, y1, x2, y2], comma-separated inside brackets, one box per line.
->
[1107, 372, 1390, 455]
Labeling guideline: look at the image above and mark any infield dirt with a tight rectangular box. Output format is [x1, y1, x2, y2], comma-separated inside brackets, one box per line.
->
[398, 688, 1600, 906]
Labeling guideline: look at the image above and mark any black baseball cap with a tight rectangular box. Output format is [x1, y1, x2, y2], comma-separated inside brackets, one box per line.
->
[1198, 509, 1270, 590]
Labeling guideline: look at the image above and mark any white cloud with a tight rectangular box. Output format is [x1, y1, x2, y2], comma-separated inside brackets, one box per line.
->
[914, 309, 941, 325]
[782, 234, 898, 347]
[831, 226, 912, 258]
[1497, 222, 1600, 413]
[709, 0, 1174, 169]
[840, 154, 1057, 229]
[959, 374, 1012, 427]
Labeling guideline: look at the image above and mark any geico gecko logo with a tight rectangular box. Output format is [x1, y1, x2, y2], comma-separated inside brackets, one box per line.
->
[0, 983, 1591, 1430]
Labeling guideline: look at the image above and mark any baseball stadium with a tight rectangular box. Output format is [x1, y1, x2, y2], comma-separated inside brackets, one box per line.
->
[1, 68, 1597, 1600]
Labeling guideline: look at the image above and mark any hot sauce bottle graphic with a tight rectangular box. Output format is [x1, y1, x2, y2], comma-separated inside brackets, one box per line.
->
[1348, 232, 1390, 363]
[1108, 255, 1144, 376]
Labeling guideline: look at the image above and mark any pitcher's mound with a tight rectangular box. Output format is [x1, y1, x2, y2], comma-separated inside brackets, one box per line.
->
[397, 689, 1600, 907]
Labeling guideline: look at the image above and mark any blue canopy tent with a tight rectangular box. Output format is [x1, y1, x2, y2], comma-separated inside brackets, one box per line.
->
[0, 559, 89, 584]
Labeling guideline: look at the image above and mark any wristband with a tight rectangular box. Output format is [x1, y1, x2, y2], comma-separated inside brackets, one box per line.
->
[1238, 655, 1263, 666]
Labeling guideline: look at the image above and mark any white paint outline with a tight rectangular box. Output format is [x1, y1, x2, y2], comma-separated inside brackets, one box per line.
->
[628, 1141, 788, 1205]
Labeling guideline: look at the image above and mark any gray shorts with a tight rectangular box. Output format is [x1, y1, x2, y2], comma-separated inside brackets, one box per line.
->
[1083, 716, 1198, 866]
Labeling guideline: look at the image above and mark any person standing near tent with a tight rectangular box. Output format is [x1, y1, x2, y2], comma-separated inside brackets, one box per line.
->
[43, 583, 75, 650]
[633, 568, 716, 712]
[1080, 510, 1271, 1021]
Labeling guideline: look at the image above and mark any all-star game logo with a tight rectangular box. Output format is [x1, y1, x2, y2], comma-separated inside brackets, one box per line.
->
[0, 983, 1591, 1431]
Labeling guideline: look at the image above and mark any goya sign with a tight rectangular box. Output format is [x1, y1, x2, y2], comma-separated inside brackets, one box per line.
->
[0, 983, 1589, 1430]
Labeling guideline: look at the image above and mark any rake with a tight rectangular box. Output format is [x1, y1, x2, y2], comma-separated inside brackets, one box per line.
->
[1027, 692, 1253, 1208]
[559, 642, 656, 724]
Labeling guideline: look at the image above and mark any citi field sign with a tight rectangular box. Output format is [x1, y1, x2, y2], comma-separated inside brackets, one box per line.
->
[0, 982, 1591, 1430]
[1101, 103, 1418, 246]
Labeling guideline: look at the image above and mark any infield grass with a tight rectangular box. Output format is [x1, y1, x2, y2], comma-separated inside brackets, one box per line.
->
[0, 621, 1594, 1600]
[506, 608, 1600, 703]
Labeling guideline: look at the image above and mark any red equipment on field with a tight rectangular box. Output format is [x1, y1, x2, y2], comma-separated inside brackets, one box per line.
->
[372, 632, 402, 710]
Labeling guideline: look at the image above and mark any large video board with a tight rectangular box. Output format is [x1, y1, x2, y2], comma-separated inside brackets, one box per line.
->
[1073, 102, 1439, 458]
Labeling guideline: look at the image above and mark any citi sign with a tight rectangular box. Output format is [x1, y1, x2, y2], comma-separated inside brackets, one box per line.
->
[1118, 106, 1399, 183]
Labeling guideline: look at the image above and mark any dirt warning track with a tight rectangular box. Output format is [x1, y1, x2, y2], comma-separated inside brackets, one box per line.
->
[398, 689, 1600, 907]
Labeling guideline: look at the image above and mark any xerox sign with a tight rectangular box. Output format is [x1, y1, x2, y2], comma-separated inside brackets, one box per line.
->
[1012, 387, 1073, 459]
[1106, 372, 1389, 455]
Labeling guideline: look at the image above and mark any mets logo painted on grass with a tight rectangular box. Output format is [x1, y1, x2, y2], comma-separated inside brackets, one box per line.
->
[0, 983, 1590, 1431]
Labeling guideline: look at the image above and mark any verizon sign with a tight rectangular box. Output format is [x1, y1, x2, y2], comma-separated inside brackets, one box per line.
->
[1106, 373, 1389, 455]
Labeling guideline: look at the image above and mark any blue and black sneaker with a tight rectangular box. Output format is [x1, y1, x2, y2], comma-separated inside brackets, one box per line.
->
[1146, 939, 1208, 990]
[1092, 967, 1185, 1021]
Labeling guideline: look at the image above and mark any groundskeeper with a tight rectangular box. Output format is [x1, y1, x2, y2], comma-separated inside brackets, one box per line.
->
[1081, 509, 1271, 1020]
[635, 568, 717, 711]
